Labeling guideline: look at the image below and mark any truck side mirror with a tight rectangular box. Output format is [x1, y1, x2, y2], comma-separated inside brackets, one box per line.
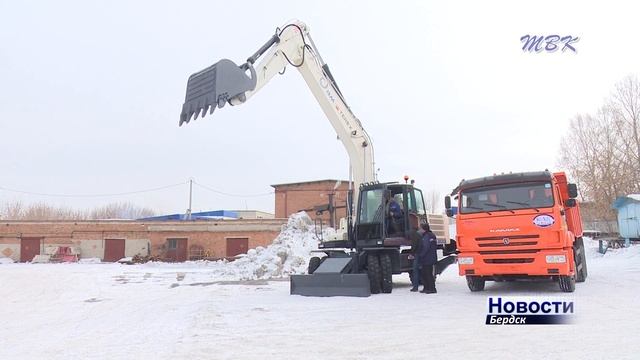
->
[444, 196, 451, 210]
[565, 198, 577, 208]
[567, 183, 578, 199]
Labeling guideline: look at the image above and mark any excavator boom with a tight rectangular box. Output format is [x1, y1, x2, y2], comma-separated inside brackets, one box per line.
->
[179, 20, 375, 204]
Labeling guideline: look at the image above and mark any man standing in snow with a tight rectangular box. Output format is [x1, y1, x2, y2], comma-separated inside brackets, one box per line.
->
[418, 222, 438, 294]
[409, 217, 424, 292]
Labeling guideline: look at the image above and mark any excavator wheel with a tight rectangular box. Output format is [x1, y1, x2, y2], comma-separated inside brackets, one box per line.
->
[367, 253, 382, 294]
[558, 274, 576, 292]
[466, 276, 485, 292]
[308, 256, 322, 274]
[380, 253, 393, 294]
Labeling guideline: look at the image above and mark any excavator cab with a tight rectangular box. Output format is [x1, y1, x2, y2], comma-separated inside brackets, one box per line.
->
[355, 183, 426, 248]
[291, 183, 441, 297]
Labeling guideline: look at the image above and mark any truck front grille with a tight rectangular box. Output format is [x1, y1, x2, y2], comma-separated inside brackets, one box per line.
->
[478, 241, 537, 247]
[479, 249, 539, 255]
[483, 258, 534, 264]
[475, 234, 539, 248]
[475, 234, 540, 241]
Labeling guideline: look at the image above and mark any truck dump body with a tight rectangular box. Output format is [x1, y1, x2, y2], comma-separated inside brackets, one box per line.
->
[450, 171, 587, 292]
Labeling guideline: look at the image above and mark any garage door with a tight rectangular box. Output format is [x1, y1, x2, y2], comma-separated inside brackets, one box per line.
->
[226, 237, 249, 258]
[20, 238, 41, 262]
[166, 238, 188, 262]
[104, 239, 126, 262]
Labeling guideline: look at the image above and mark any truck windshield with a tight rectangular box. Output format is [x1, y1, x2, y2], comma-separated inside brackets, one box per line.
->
[459, 182, 554, 214]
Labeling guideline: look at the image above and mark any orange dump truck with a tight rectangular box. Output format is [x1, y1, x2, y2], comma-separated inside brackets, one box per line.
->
[445, 171, 588, 292]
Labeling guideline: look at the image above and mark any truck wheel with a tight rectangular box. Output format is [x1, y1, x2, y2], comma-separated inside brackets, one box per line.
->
[380, 253, 393, 294]
[574, 237, 588, 282]
[558, 275, 576, 292]
[466, 276, 485, 292]
[367, 253, 382, 294]
[308, 256, 321, 274]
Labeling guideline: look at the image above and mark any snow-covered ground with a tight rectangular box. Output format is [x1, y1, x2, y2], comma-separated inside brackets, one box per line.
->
[1, 217, 639, 359]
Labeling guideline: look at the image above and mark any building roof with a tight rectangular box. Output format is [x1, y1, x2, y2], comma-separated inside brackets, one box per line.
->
[612, 194, 640, 209]
[270, 179, 350, 188]
[230, 210, 275, 219]
[138, 210, 239, 221]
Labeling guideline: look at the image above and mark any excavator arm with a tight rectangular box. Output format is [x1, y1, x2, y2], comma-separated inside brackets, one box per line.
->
[179, 20, 376, 208]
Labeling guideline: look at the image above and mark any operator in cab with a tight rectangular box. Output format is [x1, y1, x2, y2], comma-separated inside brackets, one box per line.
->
[418, 222, 438, 294]
[385, 191, 403, 235]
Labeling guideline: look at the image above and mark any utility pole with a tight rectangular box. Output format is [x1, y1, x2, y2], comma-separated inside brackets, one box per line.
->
[186, 178, 193, 220]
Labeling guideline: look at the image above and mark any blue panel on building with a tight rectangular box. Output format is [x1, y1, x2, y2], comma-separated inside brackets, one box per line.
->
[139, 210, 239, 221]
[612, 195, 640, 240]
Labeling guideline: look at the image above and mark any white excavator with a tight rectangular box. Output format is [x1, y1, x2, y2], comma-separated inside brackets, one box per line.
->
[179, 20, 455, 296]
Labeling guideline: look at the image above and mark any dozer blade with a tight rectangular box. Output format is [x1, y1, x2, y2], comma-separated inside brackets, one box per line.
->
[290, 257, 370, 297]
[290, 274, 371, 297]
[435, 254, 457, 275]
[179, 59, 257, 126]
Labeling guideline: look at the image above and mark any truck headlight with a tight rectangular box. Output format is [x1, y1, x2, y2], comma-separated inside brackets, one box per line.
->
[458, 257, 474, 265]
[545, 255, 566, 263]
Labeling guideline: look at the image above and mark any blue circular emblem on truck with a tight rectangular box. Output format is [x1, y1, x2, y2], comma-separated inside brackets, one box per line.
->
[533, 214, 555, 228]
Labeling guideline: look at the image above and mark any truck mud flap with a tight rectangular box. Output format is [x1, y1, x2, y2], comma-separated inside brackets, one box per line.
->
[435, 255, 457, 275]
[290, 274, 371, 297]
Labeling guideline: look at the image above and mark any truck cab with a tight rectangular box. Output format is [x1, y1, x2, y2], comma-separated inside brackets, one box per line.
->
[446, 171, 588, 292]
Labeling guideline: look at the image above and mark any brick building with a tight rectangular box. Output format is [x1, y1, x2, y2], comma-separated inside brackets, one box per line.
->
[272, 179, 350, 227]
[0, 179, 355, 263]
[0, 219, 285, 263]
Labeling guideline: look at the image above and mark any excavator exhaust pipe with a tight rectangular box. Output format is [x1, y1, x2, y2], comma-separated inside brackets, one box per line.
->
[179, 59, 257, 126]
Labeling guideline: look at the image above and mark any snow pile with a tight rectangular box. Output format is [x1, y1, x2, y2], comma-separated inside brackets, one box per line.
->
[78, 258, 102, 264]
[0, 257, 14, 264]
[213, 212, 321, 280]
[140, 212, 323, 281]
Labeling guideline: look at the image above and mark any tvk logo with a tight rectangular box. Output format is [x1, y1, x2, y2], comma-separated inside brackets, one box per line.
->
[520, 35, 579, 53]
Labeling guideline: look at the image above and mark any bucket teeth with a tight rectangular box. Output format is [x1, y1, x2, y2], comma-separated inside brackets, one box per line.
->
[178, 58, 256, 126]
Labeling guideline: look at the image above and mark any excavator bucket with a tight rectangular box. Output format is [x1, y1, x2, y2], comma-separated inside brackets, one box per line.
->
[290, 257, 371, 297]
[179, 59, 257, 126]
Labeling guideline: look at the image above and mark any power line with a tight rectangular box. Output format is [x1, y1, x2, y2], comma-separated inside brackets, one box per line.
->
[0, 180, 275, 200]
[0, 181, 188, 198]
[193, 181, 274, 198]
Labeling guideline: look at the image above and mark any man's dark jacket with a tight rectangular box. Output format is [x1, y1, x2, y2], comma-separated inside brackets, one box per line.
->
[418, 231, 438, 266]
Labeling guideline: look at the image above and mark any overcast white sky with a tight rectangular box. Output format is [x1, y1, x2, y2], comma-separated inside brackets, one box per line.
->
[1, 0, 639, 215]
